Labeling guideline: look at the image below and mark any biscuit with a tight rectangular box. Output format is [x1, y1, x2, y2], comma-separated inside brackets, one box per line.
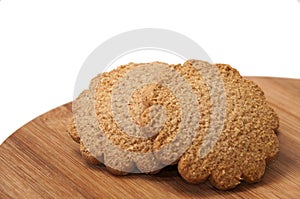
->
[177, 60, 279, 190]
[68, 59, 279, 190]
[70, 61, 205, 173]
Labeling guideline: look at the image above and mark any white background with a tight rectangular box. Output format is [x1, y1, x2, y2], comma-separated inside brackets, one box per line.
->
[0, 0, 299, 144]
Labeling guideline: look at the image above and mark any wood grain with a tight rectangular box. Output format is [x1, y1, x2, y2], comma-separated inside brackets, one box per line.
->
[1, 77, 300, 199]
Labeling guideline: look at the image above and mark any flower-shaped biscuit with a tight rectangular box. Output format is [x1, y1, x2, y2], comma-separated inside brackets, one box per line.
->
[178, 60, 279, 190]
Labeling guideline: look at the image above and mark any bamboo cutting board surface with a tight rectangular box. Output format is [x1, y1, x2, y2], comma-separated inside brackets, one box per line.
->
[1, 77, 300, 198]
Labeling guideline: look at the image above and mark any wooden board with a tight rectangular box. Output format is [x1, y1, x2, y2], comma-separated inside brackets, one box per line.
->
[1, 77, 300, 198]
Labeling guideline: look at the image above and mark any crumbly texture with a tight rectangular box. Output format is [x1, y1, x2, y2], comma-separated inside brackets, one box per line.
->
[68, 60, 279, 190]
